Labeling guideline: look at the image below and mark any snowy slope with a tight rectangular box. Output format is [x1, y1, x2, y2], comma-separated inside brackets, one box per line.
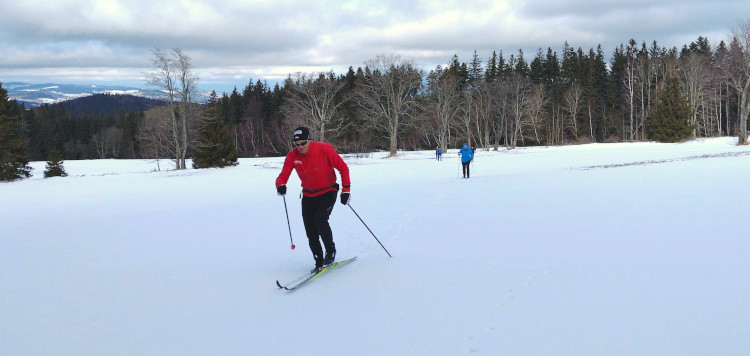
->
[2, 138, 749, 355]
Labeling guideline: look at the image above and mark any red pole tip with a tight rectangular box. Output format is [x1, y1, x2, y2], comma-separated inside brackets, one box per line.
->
[291, 244, 296, 250]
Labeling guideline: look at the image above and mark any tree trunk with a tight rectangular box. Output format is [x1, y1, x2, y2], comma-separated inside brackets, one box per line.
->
[390, 118, 398, 156]
[740, 79, 749, 145]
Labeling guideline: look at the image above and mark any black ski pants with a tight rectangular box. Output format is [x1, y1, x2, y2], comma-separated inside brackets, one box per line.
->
[462, 161, 471, 178]
[301, 190, 337, 264]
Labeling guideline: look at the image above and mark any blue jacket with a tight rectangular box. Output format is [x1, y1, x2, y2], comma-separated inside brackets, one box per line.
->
[459, 145, 473, 163]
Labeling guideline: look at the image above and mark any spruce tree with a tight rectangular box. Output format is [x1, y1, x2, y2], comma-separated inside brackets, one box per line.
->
[468, 50, 483, 88]
[485, 51, 498, 83]
[192, 114, 238, 169]
[0, 83, 32, 181]
[647, 76, 695, 142]
[544, 47, 560, 86]
[514, 49, 529, 77]
[44, 148, 68, 178]
[228, 87, 242, 125]
[529, 49, 545, 84]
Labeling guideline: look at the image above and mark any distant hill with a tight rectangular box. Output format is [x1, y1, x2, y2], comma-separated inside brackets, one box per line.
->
[4, 82, 210, 107]
[61, 93, 165, 116]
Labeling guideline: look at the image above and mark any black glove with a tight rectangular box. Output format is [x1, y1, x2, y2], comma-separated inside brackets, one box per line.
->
[277, 185, 287, 196]
[340, 192, 350, 205]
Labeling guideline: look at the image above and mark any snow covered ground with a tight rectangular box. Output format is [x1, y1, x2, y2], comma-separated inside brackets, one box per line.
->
[2, 137, 749, 355]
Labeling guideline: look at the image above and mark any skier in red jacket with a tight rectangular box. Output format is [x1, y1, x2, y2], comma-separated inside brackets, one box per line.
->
[275, 127, 351, 272]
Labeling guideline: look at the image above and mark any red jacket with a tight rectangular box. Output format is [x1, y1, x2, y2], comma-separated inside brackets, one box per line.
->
[275, 141, 351, 197]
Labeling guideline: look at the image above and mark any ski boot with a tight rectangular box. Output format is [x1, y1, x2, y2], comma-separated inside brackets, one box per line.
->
[324, 250, 336, 265]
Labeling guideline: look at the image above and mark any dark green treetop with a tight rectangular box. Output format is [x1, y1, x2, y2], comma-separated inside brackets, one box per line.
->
[44, 148, 68, 178]
[647, 76, 695, 142]
[192, 113, 239, 169]
[0, 83, 32, 181]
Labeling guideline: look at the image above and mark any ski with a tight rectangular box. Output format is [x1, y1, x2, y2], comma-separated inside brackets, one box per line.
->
[276, 257, 357, 291]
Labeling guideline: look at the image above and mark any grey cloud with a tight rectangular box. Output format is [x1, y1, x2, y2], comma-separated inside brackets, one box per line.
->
[518, 0, 750, 48]
[1, 0, 748, 91]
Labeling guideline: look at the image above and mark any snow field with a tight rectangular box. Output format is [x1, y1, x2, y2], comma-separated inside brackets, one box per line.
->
[2, 137, 749, 355]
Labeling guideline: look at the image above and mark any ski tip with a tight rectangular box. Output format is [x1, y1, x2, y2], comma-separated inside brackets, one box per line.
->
[276, 280, 283, 289]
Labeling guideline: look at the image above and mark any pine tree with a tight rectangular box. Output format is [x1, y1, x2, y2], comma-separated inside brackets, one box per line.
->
[228, 87, 242, 125]
[218, 93, 231, 124]
[192, 114, 238, 169]
[584, 46, 609, 141]
[544, 47, 560, 86]
[447, 54, 469, 89]
[529, 49, 546, 84]
[647, 76, 695, 142]
[468, 50, 483, 88]
[207, 90, 219, 106]
[44, 148, 68, 178]
[0, 83, 32, 181]
[485, 51, 498, 83]
[514, 49, 529, 77]
[498, 51, 511, 80]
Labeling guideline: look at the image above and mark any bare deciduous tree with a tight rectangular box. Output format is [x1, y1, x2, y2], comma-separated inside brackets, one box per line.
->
[424, 69, 461, 152]
[89, 126, 122, 159]
[719, 20, 750, 145]
[145, 47, 198, 169]
[678, 52, 712, 138]
[456, 89, 475, 147]
[91, 132, 107, 159]
[104, 126, 123, 158]
[354, 54, 423, 156]
[137, 106, 171, 171]
[622, 40, 639, 141]
[282, 71, 347, 142]
[491, 80, 510, 150]
[525, 82, 547, 144]
[563, 82, 582, 141]
[507, 73, 532, 148]
[174, 48, 199, 167]
[475, 81, 495, 150]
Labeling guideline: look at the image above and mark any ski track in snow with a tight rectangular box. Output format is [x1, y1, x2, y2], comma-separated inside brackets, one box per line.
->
[576, 150, 750, 170]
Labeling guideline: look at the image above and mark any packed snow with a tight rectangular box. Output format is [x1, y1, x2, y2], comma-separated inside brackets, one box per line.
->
[2, 138, 749, 355]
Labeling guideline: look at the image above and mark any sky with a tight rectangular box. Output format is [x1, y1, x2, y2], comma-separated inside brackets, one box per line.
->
[1, 0, 749, 94]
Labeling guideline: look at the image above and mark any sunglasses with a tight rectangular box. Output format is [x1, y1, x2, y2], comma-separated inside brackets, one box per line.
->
[294, 140, 309, 146]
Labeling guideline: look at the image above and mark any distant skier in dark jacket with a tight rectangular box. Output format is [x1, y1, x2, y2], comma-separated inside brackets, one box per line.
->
[458, 142, 473, 178]
[275, 127, 351, 272]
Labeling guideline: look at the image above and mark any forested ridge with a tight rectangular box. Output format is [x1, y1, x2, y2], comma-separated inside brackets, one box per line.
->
[61, 93, 165, 117]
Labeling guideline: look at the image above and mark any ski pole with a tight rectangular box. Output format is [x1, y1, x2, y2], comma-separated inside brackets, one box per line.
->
[282, 195, 296, 250]
[471, 151, 477, 176]
[348, 204, 392, 257]
[456, 153, 463, 179]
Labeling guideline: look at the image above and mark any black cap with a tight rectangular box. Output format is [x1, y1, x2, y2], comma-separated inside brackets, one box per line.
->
[292, 127, 309, 141]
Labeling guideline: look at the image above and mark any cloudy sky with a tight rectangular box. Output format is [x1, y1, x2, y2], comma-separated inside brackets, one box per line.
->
[1, 0, 748, 93]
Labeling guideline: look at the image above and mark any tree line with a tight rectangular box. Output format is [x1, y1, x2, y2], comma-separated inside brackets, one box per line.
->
[3, 22, 750, 180]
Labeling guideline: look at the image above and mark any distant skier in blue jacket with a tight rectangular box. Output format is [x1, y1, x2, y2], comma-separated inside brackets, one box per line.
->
[458, 142, 473, 178]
